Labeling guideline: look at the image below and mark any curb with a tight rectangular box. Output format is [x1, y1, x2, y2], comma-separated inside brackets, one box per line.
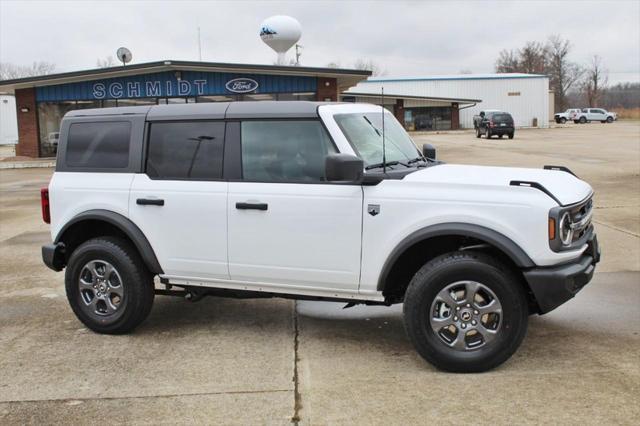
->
[0, 161, 56, 170]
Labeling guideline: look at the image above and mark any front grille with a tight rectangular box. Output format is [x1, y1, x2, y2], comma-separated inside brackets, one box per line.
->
[568, 197, 593, 242]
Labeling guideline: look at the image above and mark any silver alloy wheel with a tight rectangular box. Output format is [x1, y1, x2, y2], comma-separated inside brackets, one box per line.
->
[429, 281, 503, 351]
[78, 260, 124, 317]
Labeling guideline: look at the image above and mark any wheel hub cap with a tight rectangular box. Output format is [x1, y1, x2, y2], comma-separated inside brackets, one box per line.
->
[460, 310, 472, 321]
[429, 280, 503, 351]
[78, 260, 124, 317]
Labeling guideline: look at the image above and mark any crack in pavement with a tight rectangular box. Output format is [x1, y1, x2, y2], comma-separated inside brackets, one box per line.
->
[593, 219, 640, 238]
[291, 300, 302, 425]
[0, 388, 292, 405]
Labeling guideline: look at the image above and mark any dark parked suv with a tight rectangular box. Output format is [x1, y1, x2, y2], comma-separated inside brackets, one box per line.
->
[474, 111, 515, 139]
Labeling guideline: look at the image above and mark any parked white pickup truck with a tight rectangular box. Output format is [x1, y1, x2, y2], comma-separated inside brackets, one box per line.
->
[41, 101, 600, 372]
[573, 108, 617, 124]
[554, 109, 581, 124]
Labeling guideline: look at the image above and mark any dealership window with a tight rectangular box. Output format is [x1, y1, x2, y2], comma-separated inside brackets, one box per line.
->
[75, 100, 102, 110]
[65, 121, 131, 168]
[146, 121, 225, 180]
[276, 92, 316, 101]
[197, 95, 237, 102]
[241, 120, 336, 182]
[37, 101, 77, 157]
[117, 98, 157, 107]
[403, 107, 452, 131]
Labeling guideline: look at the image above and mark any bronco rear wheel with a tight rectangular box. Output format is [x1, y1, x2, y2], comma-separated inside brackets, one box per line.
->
[65, 237, 154, 334]
[403, 251, 528, 372]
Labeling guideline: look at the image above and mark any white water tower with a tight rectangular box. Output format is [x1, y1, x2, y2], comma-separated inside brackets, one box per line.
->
[260, 15, 301, 65]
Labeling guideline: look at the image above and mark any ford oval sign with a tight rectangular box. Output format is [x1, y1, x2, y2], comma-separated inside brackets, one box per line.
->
[225, 78, 259, 93]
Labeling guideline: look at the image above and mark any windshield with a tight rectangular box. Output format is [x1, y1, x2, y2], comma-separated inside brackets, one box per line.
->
[334, 112, 420, 167]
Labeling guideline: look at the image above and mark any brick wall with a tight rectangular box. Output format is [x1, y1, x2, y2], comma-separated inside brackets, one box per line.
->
[451, 103, 460, 130]
[316, 77, 337, 101]
[394, 99, 405, 126]
[15, 88, 40, 158]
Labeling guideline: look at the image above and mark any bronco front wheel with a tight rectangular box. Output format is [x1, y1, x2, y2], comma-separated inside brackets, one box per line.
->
[403, 251, 528, 372]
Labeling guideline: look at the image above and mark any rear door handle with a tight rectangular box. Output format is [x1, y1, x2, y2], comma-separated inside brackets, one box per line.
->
[235, 202, 268, 211]
[137, 198, 164, 206]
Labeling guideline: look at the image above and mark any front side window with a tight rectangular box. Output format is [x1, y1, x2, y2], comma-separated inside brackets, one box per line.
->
[241, 121, 336, 182]
[147, 121, 225, 180]
[334, 112, 420, 167]
[66, 121, 131, 168]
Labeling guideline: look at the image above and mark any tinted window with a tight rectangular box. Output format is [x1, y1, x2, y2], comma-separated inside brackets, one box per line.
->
[492, 113, 513, 122]
[66, 121, 131, 168]
[147, 121, 225, 180]
[241, 121, 336, 182]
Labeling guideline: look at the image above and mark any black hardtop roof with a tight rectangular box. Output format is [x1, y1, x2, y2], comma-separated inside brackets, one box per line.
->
[64, 101, 336, 120]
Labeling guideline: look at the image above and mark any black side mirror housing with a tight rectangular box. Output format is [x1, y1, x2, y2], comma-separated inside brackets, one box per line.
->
[325, 154, 363, 182]
[422, 143, 436, 160]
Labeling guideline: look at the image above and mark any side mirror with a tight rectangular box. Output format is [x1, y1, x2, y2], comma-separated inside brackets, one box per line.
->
[422, 143, 436, 160]
[325, 154, 363, 182]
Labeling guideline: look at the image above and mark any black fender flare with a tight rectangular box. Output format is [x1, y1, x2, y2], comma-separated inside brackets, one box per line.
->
[55, 209, 163, 274]
[377, 222, 535, 291]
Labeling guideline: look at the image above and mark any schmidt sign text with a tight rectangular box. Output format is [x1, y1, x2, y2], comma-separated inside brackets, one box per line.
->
[92, 79, 209, 99]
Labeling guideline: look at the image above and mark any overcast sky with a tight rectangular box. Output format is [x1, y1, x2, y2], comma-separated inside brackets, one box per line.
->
[1, 0, 639, 84]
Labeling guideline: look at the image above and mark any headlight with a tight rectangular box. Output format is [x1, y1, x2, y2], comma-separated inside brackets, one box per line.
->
[559, 212, 573, 246]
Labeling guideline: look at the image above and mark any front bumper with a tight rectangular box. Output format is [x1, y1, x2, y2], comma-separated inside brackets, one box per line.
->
[42, 243, 66, 272]
[523, 234, 600, 314]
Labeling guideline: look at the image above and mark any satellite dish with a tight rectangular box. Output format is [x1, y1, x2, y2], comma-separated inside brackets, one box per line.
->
[259, 16, 301, 65]
[116, 47, 132, 66]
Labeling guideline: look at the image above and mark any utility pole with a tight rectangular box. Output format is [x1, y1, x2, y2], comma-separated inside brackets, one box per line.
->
[295, 44, 302, 66]
[197, 27, 202, 61]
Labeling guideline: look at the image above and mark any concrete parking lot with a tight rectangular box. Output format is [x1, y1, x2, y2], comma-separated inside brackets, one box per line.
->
[1, 121, 639, 425]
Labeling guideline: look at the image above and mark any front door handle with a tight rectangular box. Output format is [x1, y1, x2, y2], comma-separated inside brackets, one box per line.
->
[137, 198, 165, 206]
[235, 202, 268, 211]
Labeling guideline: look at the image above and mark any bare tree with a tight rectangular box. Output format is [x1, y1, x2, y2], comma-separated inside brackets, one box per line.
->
[353, 58, 386, 76]
[518, 41, 547, 74]
[96, 56, 116, 68]
[495, 49, 520, 73]
[582, 55, 608, 107]
[0, 61, 56, 80]
[546, 35, 583, 111]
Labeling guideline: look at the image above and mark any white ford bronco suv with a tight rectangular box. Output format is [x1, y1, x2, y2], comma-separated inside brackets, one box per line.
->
[41, 101, 600, 372]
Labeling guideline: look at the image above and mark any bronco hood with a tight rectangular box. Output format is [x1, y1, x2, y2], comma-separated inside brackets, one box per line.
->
[404, 164, 592, 206]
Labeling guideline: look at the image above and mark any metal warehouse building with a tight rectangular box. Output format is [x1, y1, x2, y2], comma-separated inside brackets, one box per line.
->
[344, 73, 550, 131]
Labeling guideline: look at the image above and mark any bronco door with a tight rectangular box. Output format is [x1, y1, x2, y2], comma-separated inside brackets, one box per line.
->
[226, 119, 363, 291]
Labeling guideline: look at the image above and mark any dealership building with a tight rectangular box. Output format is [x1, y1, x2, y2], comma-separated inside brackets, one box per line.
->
[0, 60, 374, 157]
[343, 73, 551, 131]
[0, 60, 552, 157]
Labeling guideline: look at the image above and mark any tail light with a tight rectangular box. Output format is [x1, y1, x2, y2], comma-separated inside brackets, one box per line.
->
[41, 187, 50, 224]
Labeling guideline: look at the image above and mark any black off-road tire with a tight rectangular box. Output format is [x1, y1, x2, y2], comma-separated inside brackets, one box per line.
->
[403, 251, 528, 373]
[606, 116, 613, 123]
[65, 237, 155, 334]
[560, 117, 567, 124]
[579, 116, 587, 124]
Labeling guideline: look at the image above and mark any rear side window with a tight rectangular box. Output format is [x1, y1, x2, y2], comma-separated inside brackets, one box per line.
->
[146, 121, 225, 180]
[241, 120, 336, 182]
[66, 121, 131, 168]
[492, 114, 513, 122]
